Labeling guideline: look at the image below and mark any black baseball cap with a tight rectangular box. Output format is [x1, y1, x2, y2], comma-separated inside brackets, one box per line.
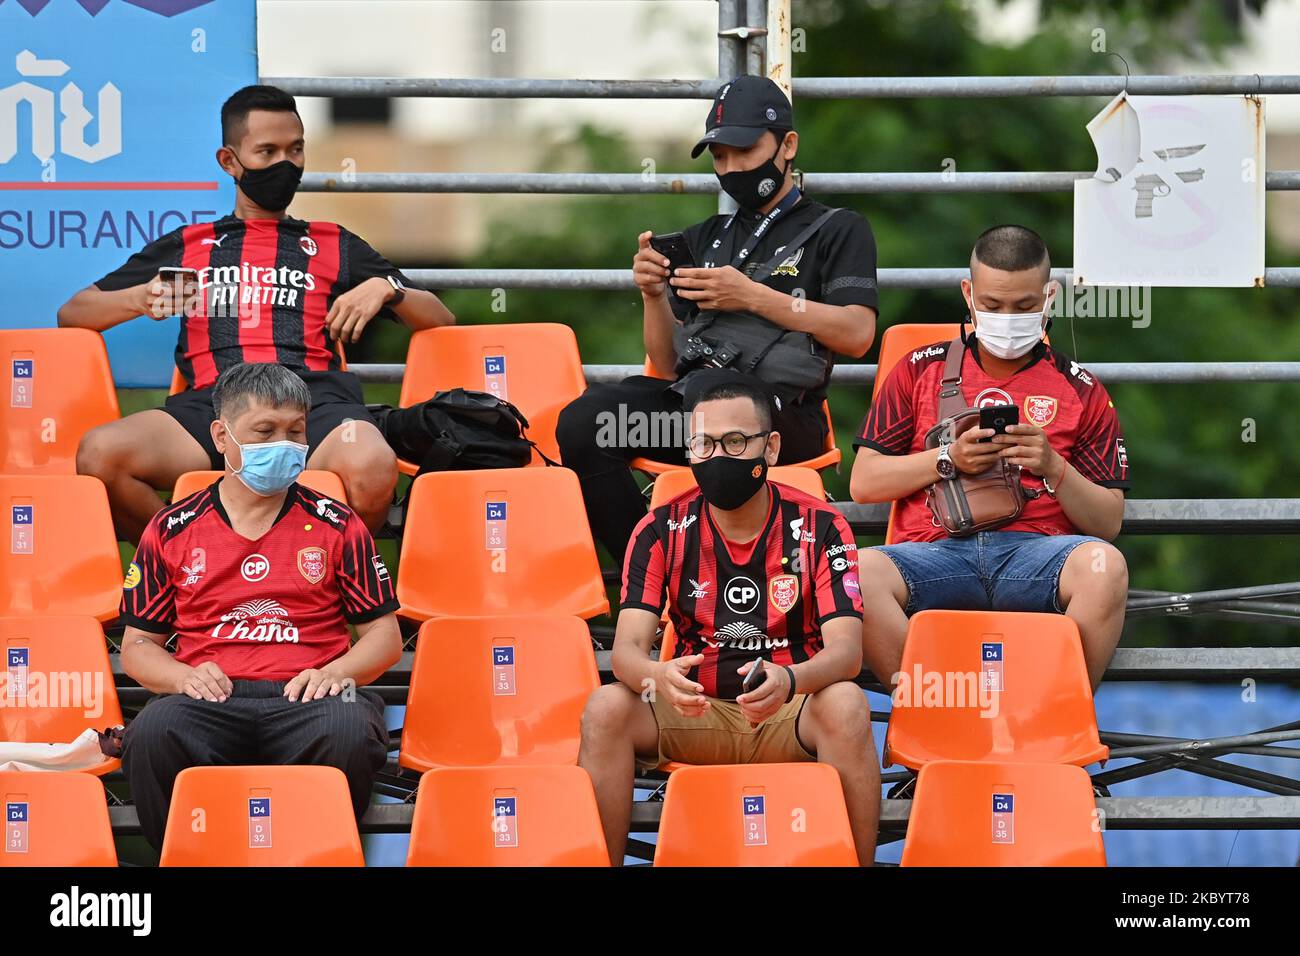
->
[691, 75, 794, 159]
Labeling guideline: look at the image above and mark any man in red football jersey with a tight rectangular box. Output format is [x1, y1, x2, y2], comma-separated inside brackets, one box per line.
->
[119, 362, 402, 852]
[850, 225, 1129, 690]
[580, 372, 879, 865]
[58, 85, 456, 540]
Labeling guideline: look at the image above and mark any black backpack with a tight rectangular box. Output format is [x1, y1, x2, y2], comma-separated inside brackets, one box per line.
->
[368, 388, 554, 476]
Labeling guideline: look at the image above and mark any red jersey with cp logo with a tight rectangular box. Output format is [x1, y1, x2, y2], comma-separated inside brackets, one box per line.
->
[120, 480, 397, 681]
[854, 338, 1130, 542]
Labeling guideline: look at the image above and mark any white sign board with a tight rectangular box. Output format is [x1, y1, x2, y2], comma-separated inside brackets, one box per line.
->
[1073, 93, 1265, 287]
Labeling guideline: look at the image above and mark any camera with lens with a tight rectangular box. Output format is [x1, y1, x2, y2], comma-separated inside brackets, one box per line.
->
[680, 335, 739, 371]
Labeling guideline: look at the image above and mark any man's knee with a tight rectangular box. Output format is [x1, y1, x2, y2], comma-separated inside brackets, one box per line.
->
[580, 684, 640, 747]
[76, 421, 131, 480]
[302, 697, 388, 769]
[330, 430, 398, 500]
[122, 696, 197, 763]
[1064, 541, 1128, 606]
[859, 549, 907, 608]
[556, 391, 606, 456]
[806, 682, 870, 745]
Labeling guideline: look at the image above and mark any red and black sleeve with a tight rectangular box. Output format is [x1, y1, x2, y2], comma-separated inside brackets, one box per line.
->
[1071, 378, 1131, 489]
[337, 512, 400, 623]
[813, 510, 865, 625]
[120, 519, 177, 634]
[620, 511, 667, 614]
[93, 228, 184, 292]
[853, 356, 919, 455]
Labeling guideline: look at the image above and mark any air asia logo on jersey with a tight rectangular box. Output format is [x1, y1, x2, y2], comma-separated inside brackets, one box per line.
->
[688, 578, 710, 599]
[166, 509, 196, 531]
[241, 554, 270, 582]
[974, 387, 1014, 408]
[911, 345, 945, 364]
[667, 514, 697, 533]
[212, 599, 300, 644]
[768, 574, 798, 615]
[772, 247, 804, 277]
[300, 236, 318, 257]
[297, 547, 327, 585]
[724, 576, 761, 614]
[1023, 395, 1058, 427]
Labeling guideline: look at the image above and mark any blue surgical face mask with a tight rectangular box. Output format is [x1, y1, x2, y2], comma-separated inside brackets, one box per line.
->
[222, 421, 307, 496]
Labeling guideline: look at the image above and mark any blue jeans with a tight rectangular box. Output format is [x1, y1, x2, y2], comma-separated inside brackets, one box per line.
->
[875, 532, 1106, 615]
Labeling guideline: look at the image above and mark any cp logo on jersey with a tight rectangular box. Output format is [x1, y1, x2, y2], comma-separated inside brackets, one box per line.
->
[297, 547, 327, 585]
[241, 554, 270, 582]
[724, 576, 760, 614]
[1024, 395, 1059, 427]
[768, 574, 798, 615]
[974, 387, 1014, 408]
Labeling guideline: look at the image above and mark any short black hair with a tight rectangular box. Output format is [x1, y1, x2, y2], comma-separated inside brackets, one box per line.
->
[971, 224, 1051, 279]
[687, 372, 775, 432]
[221, 85, 301, 146]
[213, 362, 310, 421]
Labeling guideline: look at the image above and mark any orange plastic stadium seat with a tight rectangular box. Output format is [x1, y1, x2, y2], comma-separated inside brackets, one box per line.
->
[648, 465, 826, 509]
[396, 468, 608, 621]
[655, 763, 858, 866]
[397, 323, 586, 472]
[172, 469, 347, 504]
[399, 615, 599, 772]
[0, 771, 117, 867]
[159, 765, 364, 867]
[883, 609, 1107, 769]
[900, 760, 1106, 867]
[0, 616, 123, 776]
[0, 328, 121, 475]
[0, 476, 121, 622]
[632, 399, 840, 477]
[407, 765, 610, 866]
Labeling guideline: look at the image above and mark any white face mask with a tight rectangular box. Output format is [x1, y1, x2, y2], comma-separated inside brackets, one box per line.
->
[968, 286, 1050, 360]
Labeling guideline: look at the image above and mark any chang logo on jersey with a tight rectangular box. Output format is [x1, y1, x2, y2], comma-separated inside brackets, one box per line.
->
[723, 576, 761, 614]
[666, 514, 697, 534]
[212, 599, 300, 644]
[707, 621, 789, 651]
[910, 345, 945, 364]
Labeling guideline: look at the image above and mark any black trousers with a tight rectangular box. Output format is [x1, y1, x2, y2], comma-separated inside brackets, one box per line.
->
[122, 679, 389, 851]
[556, 375, 827, 564]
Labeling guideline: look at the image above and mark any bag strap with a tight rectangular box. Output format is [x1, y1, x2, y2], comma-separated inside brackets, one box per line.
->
[937, 335, 968, 422]
[749, 207, 842, 283]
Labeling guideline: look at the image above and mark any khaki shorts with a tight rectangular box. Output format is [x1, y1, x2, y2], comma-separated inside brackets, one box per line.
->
[637, 693, 815, 772]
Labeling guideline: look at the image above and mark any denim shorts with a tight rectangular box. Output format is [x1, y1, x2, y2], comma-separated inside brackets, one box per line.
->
[875, 531, 1106, 615]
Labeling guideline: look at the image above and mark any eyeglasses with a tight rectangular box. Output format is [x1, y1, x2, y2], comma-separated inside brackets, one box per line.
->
[688, 430, 771, 459]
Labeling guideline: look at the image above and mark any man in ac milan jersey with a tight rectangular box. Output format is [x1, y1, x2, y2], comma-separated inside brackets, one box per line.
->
[579, 372, 879, 865]
[57, 85, 455, 540]
[117, 364, 401, 852]
[850, 225, 1129, 690]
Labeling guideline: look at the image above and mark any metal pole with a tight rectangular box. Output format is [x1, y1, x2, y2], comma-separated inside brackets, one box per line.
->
[767, 0, 792, 99]
[1125, 582, 1300, 612]
[745, 0, 767, 77]
[716, 0, 740, 216]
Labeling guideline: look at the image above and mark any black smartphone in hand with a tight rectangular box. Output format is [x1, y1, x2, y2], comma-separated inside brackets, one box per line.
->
[979, 403, 1019, 442]
[741, 656, 767, 694]
[648, 231, 695, 275]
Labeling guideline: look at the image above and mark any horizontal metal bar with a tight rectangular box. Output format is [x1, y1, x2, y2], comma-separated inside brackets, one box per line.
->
[300, 170, 1300, 194]
[403, 267, 1300, 290]
[265, 74, 1300, 100]
[350, 360, 1300, 388]
[104, 794, 1300, 837]
[1108, 729, 1300, 761]
[1126, 582, 1300, 612]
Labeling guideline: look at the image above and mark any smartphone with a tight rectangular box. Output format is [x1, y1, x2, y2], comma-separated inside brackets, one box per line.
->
[158, 266, 198, 284]
[979, 403, 1019, 442]
[648, 231, 695, 275]
[741, 656, 767, 694]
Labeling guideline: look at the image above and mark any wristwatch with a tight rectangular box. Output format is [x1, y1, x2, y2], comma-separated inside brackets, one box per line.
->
[936, 444, 957, 480]
[384, 274, 406, 305]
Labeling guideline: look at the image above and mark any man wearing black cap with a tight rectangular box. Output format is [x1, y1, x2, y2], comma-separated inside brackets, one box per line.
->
[579, 371, 879, 865]
[557, 75, 879, 563]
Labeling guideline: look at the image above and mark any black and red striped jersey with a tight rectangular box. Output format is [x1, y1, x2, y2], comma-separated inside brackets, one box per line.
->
[854, 338, 1130, 541]
[94, 214, 408, 390]
[120, 479, 398, 682]
[621, 481, 863, 701]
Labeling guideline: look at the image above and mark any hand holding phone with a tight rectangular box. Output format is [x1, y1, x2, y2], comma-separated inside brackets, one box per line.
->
[979, 404, 1019, 442]
[648, 232, 695, 277]
[740, 656, 767, 694]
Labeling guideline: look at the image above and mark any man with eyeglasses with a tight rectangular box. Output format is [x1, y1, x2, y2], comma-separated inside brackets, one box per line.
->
[578, 371, 879, 865]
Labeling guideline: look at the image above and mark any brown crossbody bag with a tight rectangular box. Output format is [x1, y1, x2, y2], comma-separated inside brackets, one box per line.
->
[923, 336, 1041, 536]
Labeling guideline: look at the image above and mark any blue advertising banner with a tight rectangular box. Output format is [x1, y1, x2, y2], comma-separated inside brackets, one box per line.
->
[0, 0, 257, 386]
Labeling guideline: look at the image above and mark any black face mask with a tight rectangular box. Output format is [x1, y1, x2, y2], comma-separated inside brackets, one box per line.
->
[229, 153, 303, 212]
[691, 452, 770, 511]
[716, 140, 788, 211]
